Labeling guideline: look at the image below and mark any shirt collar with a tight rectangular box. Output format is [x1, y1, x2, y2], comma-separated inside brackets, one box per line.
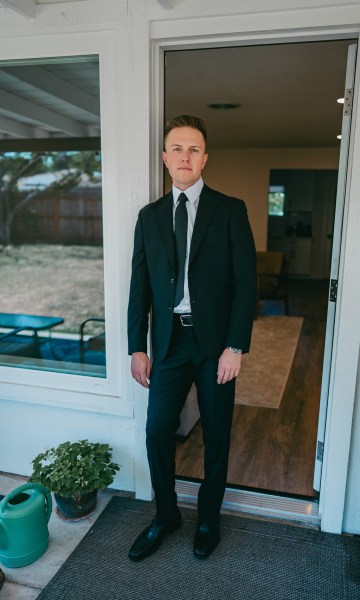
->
[172, 178, 204, 205]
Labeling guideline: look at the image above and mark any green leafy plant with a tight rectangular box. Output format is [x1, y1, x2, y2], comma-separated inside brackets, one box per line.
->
[30, 439, 120, 499]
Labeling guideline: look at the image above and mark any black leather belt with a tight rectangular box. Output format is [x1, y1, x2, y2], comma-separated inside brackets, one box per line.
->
[174, 313, 193, 327]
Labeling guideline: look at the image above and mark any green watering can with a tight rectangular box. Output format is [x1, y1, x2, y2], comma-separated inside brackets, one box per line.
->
[0, 483, 52, 568]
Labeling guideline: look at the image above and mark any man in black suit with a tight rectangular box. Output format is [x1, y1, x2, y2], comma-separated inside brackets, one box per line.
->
[128, 115, 257, 561]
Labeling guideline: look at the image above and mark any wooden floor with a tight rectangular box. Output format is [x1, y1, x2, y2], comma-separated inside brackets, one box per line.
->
[175, 279, 329, 498]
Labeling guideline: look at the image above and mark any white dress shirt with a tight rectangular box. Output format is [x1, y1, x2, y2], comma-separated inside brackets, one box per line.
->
[172, 178, 204, 314]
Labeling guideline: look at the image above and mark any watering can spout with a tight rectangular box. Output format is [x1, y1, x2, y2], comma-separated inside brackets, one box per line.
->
[0, 482, 52, 568]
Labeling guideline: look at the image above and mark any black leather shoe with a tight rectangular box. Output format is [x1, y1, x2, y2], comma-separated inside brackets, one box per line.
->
[128, 515, 181, 562]
[193, 521, 220, 560]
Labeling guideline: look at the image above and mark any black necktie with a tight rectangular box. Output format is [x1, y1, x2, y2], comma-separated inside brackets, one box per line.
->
[174, 193, 188, 306]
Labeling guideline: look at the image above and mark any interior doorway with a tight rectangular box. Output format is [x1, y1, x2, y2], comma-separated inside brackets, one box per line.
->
[163, 39, 355, 499]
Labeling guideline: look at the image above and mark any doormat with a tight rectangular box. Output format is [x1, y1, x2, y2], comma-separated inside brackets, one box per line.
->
[235, 316, 303, 408]
[37, 496, 360, 600]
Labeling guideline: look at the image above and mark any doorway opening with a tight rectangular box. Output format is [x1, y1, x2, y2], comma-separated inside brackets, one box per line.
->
[162, 39, 355, 501]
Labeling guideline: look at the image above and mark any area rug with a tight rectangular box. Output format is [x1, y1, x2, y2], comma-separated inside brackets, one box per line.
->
[37, 496, 360, 600]
[235, 316, 303, 408]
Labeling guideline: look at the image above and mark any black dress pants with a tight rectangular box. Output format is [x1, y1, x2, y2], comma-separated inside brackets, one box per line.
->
[146, 317, 235, 527]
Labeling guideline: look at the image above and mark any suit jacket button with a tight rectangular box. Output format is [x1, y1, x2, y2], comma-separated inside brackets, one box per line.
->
[168, 304, 174, 309]
[170, 278, 175, 284]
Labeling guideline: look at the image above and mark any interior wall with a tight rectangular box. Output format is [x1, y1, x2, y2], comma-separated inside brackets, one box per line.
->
[166, 147, 339, 249]
[207, 147, 340, 250]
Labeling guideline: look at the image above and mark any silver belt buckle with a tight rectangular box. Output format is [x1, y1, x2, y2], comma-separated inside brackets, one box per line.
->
[180, 314, 193, 327]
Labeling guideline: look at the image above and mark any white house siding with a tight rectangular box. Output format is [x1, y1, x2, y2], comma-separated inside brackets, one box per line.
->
[0, 0, 359, 531]
[0, 0, 147, 498]
[0, 399, 134, 491]
[343, 367, 360, 534]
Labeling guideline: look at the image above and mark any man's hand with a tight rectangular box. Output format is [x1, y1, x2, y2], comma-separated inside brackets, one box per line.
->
[131, 352, 151, 388]
[217, 348, 242, 385]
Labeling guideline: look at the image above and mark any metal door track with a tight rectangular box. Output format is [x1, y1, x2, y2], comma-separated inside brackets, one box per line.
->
[176, 480, 320, 525]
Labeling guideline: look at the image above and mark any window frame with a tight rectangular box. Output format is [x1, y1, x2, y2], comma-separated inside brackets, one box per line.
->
[0, 30, 130, 417]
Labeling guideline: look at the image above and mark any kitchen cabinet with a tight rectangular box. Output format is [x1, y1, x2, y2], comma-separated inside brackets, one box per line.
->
[269, 237, 312, 276]
[270, 169, 315, 212]
[287, 238, 312, 275]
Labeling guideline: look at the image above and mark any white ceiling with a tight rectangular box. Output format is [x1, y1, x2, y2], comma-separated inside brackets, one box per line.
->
[165, 39, 354, 148]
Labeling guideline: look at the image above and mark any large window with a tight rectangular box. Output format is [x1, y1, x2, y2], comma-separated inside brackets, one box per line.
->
[0, 56, 106, 377]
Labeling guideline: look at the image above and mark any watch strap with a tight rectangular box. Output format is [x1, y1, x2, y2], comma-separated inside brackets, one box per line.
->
[226, 347, 242, 354]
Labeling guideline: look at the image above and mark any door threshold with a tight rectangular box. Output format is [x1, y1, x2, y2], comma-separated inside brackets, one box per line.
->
[176, 479, 320, 526]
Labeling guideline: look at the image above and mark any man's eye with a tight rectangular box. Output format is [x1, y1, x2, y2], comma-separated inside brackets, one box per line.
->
[191, 148, 199, 153]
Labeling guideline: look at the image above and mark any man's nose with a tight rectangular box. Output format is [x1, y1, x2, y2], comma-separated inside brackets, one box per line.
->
[181, 151, 190, 161]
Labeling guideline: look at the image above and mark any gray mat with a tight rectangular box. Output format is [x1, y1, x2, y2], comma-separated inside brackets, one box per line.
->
[38, 496, 360, 600]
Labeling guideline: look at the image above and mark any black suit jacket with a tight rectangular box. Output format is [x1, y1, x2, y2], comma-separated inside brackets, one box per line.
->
[128, 184, 257, 362]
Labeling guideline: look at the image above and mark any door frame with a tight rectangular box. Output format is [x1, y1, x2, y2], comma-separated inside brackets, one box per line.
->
[148, 23, 360, 533]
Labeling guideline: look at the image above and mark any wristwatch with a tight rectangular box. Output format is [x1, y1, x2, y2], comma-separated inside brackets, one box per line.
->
[226, 347, 242, 354]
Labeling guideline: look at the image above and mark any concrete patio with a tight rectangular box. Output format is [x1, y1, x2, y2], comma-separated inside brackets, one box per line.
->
[0, 472, 129, 599]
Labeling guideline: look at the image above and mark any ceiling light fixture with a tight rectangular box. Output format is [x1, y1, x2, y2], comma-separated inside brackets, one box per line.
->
[207, 102, 241, 110]
[337, 98, 344, 104]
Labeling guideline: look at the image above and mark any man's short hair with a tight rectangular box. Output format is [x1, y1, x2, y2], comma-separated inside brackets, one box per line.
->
[164, 115, 207, 147]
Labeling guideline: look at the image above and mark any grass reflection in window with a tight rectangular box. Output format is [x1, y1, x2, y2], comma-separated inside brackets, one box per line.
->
[0, 150, 106, 378]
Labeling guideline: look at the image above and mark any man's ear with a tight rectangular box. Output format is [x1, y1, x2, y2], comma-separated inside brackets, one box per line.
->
[162, 151, 168, 167]
[202, 153, 209, 169]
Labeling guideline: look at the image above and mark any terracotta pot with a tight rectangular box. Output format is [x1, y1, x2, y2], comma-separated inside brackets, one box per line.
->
[54, 490, 98, 520]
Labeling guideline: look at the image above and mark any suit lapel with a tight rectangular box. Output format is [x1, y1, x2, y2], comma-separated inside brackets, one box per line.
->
[156, 192, 176, 270]
[189, 185, 218, 264]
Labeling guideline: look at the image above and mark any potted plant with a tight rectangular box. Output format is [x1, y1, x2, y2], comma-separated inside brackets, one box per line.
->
[30, 439, 120, 520]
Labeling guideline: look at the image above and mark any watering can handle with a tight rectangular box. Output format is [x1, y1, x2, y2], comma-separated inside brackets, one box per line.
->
[37, 484, 53, 523]
[0, 483, 52, 522]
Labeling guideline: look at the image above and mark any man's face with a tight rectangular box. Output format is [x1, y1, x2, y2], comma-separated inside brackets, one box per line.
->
[162, 126, 208, 191]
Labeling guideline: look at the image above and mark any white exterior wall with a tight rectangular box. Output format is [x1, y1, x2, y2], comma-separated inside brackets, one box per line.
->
[343, 369, 360, 534]
[0, 0, 359, 531]
[0, 399, 134, 491]
[0, 0, 152, 498]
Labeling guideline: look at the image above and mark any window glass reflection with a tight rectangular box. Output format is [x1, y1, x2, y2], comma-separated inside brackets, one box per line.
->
[0, 56, 105, 377]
